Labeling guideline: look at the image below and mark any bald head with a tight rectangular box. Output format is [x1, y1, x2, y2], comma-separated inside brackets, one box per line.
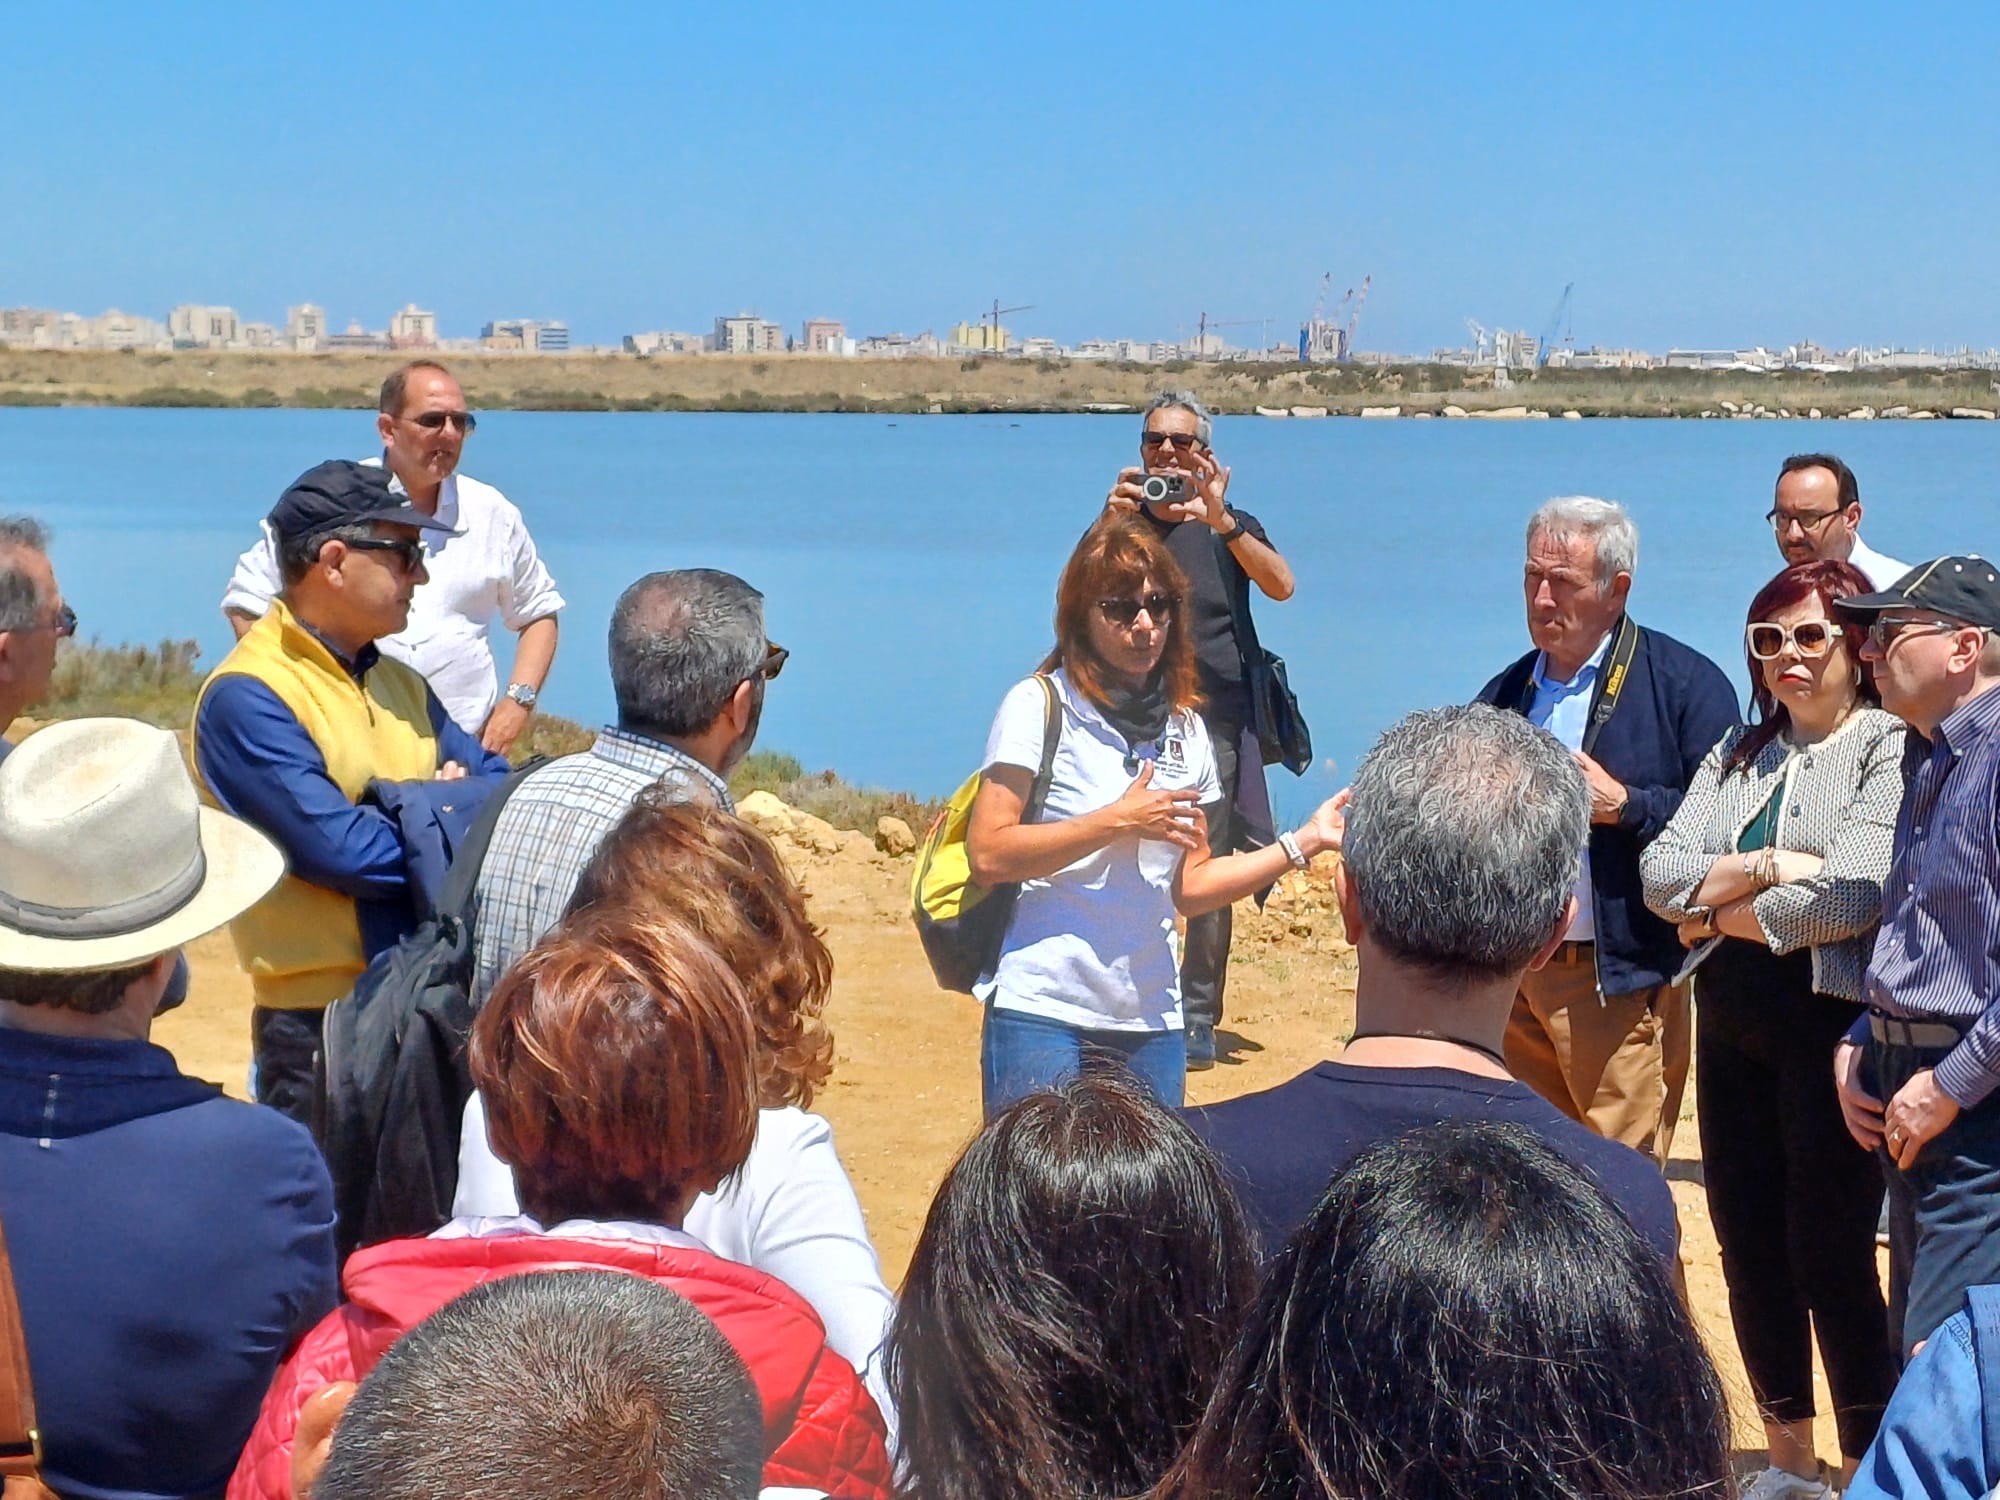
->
[608, 569, 766, 738]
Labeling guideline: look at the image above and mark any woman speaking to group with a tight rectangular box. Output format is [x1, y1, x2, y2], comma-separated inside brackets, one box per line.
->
[967, 514, 1340, 1115]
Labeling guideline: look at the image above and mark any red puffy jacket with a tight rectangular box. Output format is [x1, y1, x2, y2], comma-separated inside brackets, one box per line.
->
[227, 1230, 893, 1500]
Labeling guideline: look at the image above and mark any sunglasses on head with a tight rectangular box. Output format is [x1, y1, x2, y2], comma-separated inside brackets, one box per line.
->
[1096, 592, 1178, 627]
[406, 410, 477, 433]
[1746, 620, 1839, 660]
[344, 537, 427, 572]
[1140, 431, 1202, 451]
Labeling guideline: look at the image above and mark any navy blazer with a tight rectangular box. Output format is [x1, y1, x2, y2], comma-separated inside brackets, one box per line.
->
[1477, 619, 1740, 996]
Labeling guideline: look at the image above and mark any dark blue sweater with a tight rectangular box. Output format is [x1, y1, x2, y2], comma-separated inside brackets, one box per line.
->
[0, 1026, 338, 1500]
[1477, 620, 1739, 996]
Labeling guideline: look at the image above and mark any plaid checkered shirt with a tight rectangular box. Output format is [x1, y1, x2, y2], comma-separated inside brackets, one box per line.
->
[470, 727, 734, 1004]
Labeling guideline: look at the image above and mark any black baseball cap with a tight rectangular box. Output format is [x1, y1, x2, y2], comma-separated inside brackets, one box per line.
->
[266, 460, 461, 541]
[1833, 555, 2000, 632]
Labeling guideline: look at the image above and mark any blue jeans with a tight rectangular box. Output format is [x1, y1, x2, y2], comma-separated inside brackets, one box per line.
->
[1870, 1037, 2000, 1357]
[981, 1005, 1186, 1118]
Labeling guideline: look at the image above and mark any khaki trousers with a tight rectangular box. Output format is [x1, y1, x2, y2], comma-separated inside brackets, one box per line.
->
[1505, 942, 1689, 1165]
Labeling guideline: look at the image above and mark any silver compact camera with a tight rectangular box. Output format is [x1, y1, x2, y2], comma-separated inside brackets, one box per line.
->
[1139, 473, 1188, 505]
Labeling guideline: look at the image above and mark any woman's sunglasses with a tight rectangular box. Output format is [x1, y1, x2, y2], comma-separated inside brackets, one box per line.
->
[1097, 593, 1178, 628]
[1746, 620, 1838, 660]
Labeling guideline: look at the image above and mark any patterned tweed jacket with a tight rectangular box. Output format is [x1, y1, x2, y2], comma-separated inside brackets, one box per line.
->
[1640, 707, 1907, 1003]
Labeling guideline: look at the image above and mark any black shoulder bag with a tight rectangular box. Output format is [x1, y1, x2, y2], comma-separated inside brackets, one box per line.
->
[1215, 531, 1312, 776]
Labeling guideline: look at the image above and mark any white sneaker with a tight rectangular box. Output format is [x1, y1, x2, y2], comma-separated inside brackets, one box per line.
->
[1740, 1467, 1831, 1500]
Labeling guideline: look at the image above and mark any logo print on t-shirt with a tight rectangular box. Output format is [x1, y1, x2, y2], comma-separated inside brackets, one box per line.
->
[1162, 736, 1185, 767]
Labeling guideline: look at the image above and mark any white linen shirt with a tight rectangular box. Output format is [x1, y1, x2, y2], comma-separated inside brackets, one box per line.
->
[219, 462, 565, 733]
[1528, 631, 1613, 943]
[976, 669, 1221, 1033]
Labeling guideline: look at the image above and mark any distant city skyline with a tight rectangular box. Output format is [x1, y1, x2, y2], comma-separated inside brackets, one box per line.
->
[5, 5, 1997, 354]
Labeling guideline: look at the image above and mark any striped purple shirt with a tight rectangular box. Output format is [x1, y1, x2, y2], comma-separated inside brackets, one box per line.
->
[1866, 682, 2000, 1107]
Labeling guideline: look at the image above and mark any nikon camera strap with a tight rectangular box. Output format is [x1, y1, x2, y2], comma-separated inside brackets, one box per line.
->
[1508, 614, 1639, 759]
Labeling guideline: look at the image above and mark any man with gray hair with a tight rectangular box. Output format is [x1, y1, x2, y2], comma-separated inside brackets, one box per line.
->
[469, 567, 782, 1003]
[1105, 392, 1297, 1069]
[1187, 704, 1679, 1263]
[0, 515, 73, 760]
[299, 1272, 766, 1500]
[1475, 497, 1738, 1164]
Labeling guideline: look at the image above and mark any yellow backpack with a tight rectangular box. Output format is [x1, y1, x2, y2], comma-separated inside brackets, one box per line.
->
[911, 675, 1061, 992]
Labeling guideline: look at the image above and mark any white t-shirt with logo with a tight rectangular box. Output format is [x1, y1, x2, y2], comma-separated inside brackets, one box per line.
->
[976, 669, 1220, 1033]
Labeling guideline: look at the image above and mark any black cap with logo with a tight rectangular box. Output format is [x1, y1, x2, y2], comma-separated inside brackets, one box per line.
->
[1833, 555, 2000, 632]
[266, 460, 460, 541]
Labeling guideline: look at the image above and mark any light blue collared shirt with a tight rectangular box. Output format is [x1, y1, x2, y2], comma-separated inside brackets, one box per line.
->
[1528, 631, 1613, 942]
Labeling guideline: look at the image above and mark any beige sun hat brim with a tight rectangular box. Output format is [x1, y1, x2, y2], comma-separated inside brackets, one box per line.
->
[0, 806, 286, 973]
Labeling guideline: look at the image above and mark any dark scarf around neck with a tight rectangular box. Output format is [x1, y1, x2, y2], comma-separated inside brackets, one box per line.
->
[1097, 670, 1174, 765]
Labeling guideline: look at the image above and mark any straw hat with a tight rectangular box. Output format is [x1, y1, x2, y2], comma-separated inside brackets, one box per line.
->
[0, 718, 285, 972]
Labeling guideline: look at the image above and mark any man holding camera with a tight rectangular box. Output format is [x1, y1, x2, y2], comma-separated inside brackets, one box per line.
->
[1106, 391, 1295, 1068]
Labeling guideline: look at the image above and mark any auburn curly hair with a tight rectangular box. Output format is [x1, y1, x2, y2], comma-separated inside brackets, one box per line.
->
[471, 909, 761, 1227]
[566, 789, 836, 1109]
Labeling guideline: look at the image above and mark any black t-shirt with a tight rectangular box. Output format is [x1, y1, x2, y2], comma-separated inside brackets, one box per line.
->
[1184, 1061, 1681, 1265]
[1138, 507, 1270, 729]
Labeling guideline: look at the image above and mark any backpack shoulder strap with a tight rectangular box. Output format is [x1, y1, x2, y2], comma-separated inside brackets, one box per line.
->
[438, 755, 549, 925]
[1021, 675, 1062, 823]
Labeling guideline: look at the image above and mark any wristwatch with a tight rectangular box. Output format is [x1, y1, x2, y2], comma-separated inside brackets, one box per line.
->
[504, 682, 539, 710]
[1216, 512, 1247, 544]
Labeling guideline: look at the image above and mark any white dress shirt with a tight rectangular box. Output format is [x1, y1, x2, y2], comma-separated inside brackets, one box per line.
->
[1528, 631, 1613, 942]
[1848, 535, 1912, 592]
[220, 462, 565, 732]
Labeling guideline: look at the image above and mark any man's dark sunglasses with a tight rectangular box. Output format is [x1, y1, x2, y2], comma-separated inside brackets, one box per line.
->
[344, 537, 427, 572]
[1140, 431, 1203, 451]
[26, 603, 78, 639]
[753, 642, 789, 682]
[1097, 592, 1178, 627]
[407, 410, 477, 433]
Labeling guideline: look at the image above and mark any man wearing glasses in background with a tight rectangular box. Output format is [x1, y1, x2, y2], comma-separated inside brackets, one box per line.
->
[222, 360, 566, 755]
[195, 460, 512, 1127]
[1831, 557, 2000, 1359]
[1770, 453, 1910, 590]
[1106, 391, 1296, 1070]
[0, 514, 73, 760]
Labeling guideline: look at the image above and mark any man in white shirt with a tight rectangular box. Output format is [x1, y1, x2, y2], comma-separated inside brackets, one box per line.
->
[221, 361, 565, 753]
[1770, 453, 1911, 590]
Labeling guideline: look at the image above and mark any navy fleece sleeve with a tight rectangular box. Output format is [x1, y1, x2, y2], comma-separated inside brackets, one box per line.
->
[194, 677, 412, 900]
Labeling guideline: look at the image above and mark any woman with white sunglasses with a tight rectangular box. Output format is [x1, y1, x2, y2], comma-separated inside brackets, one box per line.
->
[1643, 559, 1905, 1499]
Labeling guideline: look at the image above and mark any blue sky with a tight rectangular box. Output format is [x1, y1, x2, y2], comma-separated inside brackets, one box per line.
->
[5, 2, 1995, 353]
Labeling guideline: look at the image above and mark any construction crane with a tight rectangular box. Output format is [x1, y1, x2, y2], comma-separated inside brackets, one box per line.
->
[1196, 312, 1274, 359]
[1339, 275, 1371, 362]
[1535, 283, 1574, 368]
[973, 298, 1034, 353]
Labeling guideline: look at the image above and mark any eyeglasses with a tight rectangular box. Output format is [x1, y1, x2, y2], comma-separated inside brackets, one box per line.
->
[343, 537, 428, 573]
[1747, 620, 1839, 660]
[1766, 506, 1845, 535]
[752, 642, 788, 682]
[405, 410, 477, 433]
[19, 603, 77, 638]
[1097, 593, 1178, 627]
[1140, 431, 1203, 452]
[1864, 614, 1966, 654]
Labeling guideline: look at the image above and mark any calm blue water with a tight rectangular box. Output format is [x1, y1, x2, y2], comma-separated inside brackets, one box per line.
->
[2, 408, 1994, 816]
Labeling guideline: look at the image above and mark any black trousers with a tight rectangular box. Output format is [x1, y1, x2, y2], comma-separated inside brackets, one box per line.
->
[1696, 940, 1897, 1458]
[1180, 713, 1240, 1030]
[251, 1004, 325, 1136]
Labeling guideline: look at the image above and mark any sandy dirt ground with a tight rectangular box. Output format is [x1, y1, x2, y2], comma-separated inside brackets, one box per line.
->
[162, 827, 1875, 1470]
